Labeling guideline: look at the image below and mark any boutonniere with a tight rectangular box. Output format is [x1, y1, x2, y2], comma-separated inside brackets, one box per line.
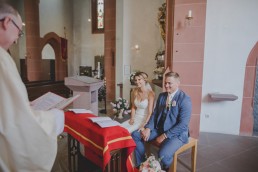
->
[172, 100, 176, 107]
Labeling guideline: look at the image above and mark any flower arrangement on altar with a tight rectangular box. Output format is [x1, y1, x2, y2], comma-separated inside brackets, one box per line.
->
[139, 155, 165, 172]
[110, 98, 131, 118]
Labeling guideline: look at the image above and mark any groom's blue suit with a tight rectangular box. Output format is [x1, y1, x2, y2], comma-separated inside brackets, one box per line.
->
[132, 89, 192, 168]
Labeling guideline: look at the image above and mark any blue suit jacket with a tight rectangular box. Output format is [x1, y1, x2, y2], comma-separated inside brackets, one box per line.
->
[145, 90, 192, 143]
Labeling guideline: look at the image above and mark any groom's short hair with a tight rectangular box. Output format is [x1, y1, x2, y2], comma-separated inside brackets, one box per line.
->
[165, 72, 180, 81]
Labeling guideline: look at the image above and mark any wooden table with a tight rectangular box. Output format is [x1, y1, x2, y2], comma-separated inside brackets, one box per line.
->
[64, 111, 136, 172]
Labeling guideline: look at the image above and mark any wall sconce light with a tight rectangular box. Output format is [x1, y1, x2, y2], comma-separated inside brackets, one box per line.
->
[185, 10, 193, 25]
[134, 44, 140, 50]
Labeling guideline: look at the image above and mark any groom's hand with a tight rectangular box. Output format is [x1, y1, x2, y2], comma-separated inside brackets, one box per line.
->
[155, 134, 165, 145]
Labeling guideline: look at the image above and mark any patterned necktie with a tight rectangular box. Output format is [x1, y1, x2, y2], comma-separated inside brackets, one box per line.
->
[166, 94, 172, 110]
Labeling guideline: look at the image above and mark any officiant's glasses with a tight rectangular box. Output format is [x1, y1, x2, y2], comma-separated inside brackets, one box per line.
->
[0, 18, 24, 37]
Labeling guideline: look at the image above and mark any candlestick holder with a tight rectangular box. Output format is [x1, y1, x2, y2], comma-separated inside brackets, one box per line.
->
[185, 10, 193, 26]
[185, 16, 193, 26]
[185, 16, 193, 20]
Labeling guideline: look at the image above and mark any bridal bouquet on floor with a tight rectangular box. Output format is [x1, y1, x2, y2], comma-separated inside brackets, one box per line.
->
[139, 155, 165, 172]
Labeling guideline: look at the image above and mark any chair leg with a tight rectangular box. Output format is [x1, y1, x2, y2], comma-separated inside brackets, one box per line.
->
[191, 143, 197, 172]
[169, 153, 177, 172]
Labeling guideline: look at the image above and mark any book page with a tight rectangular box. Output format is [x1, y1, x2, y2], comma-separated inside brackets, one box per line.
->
[31, 92, 80, 111]
[94, 120, 121, 128]
[89, 117, 112, 122]
[68, 109, 93, 114]
[31, 92, 65, 111]
[88, 117, 120, 128]
[54, 94, 80, 110]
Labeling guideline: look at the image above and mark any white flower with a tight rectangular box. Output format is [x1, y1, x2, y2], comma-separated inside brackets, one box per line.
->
[139, 155, 165, 172]
[153, 67, 165, 75]
[110, 97, 130, 114]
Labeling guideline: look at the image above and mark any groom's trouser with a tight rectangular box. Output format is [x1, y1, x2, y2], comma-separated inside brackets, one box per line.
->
[131, 129, 184, 168]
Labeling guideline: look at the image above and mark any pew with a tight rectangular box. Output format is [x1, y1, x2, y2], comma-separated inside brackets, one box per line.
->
[24, 80, 70, 101]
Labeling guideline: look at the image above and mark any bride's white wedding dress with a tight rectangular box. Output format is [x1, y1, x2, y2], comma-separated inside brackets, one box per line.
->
[121, 98, 149, 133]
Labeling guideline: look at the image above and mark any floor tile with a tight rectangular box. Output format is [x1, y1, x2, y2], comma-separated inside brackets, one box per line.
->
[51, 104, 258, 172]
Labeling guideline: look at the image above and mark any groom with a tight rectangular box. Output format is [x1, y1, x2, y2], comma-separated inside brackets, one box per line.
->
[132, 71, 192, 170]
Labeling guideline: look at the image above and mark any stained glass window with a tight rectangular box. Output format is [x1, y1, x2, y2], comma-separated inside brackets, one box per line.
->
[97, 0, 104, 29]
[92, 0, 104, 34]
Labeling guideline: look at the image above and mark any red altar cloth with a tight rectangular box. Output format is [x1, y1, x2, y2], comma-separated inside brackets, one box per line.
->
[64, 111, 136, 171]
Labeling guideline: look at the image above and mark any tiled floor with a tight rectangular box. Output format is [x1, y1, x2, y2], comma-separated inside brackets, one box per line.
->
[52, 132, 258, 172]
[177, 132, 258, 172]
[52, 101, 258, 172]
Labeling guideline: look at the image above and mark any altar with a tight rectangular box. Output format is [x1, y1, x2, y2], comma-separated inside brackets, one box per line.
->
[64, 111, 136, 172]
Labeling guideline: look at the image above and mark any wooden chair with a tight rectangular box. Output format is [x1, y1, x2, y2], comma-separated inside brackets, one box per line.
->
[168, 137, 197, 172]
[147, 137, 197, 172]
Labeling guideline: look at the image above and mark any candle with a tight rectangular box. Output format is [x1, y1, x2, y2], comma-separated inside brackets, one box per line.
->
[97, 62, 100, 78]
[188, 10, 192, 17]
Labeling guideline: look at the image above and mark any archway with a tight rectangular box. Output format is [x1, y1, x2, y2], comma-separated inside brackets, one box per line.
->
[240, 42, 258, 136]
[40, 32, 68, 81]
[42, 44, 55, 80]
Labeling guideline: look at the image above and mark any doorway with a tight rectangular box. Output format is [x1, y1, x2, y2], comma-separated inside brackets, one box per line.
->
[253, 65, 258, 136]
[240, 42, 258, 136]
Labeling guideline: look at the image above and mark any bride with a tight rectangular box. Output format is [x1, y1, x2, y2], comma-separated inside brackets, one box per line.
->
[121, 72, 155, 133]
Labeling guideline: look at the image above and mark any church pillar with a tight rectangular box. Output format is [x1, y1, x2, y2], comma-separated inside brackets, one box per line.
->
[24, 0, 42, 81]
[104, 0, 116, 102]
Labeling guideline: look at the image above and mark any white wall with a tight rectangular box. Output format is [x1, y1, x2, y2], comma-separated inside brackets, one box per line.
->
[117, 0, 165, 101]
[200, 0, 258, 135]
[73, 0, 104, 76]
[39, 0, 74, 75]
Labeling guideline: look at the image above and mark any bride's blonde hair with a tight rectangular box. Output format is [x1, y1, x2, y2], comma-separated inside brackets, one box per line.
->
[134, 71, 148, 83]
[131, 72, 153, 105]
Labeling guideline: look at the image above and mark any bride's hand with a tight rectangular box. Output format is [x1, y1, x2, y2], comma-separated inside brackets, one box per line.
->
[139, 120, 148, 129]
[138, 127, 144, 132]
[129, 118, 134, 125]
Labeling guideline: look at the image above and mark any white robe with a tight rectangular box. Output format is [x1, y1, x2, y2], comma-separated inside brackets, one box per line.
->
[0, 47, 64, 172]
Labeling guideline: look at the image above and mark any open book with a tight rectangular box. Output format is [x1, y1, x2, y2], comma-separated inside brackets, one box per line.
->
[30, 92, 80, 111]
[88, 117, 121, 128]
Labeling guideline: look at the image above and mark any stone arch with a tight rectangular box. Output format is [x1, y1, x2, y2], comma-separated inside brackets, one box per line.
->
[240, 42, 258, 136]
[40, 32, 68, 81]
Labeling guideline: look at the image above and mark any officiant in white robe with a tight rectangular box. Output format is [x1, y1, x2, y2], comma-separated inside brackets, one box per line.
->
[0, 2, 64, 171]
